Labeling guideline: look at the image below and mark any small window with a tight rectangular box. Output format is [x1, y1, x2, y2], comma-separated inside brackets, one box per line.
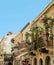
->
[34, 58, 37, 65]
[11, 38, 15, 43]
[45, 56, 51, 65]
[39, 59, 43, 65]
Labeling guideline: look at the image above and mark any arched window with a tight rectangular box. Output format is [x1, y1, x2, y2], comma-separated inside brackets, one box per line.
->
[45, 56, 51, 65]
[39, 58, 43, 65]
[34, 58, 37, 65]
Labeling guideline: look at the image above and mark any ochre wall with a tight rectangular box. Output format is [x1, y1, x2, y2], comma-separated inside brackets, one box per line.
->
[22, 23, 31, 41]
[14, 32, 23, 43]
[31, 3, 54, 65]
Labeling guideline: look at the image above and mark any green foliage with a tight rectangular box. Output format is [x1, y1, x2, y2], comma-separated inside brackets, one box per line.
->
[30, 25, 44, 41]
[28, 45, 33, 51]
[43, 16, 54, 42]
[25, 32, 31, 42]
[25, 16, 54, 51]
[33, 37, 45, 49]
[25, 24, 45, 51]
[43, 16, 54, 26]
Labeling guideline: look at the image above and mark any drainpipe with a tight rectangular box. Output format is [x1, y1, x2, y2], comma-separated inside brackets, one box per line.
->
[53, 25, 54, 55]
[52, 24, 54, 65]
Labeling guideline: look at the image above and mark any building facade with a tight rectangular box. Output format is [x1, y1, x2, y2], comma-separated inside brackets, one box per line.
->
[0, 32, 16, 65]
[30, 1, 54, 65]
[14, 1, 54, 65]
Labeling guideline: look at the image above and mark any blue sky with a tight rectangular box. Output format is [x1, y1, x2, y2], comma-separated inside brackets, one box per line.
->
[0, 0, 51, 38]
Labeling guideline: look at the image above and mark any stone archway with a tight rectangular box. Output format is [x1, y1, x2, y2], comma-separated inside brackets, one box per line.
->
[34, 58, 37, 65]
[39, 58, 43, 65]
[45, 56, 51, 65]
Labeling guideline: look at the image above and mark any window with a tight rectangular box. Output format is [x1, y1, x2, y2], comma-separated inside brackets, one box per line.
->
[45, 56, 51, 65]
[39, 59, 43, 65]
[34, 58, 37, 65]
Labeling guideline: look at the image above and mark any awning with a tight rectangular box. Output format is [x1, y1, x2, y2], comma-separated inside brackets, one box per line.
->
[16, 52, 28, 58]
